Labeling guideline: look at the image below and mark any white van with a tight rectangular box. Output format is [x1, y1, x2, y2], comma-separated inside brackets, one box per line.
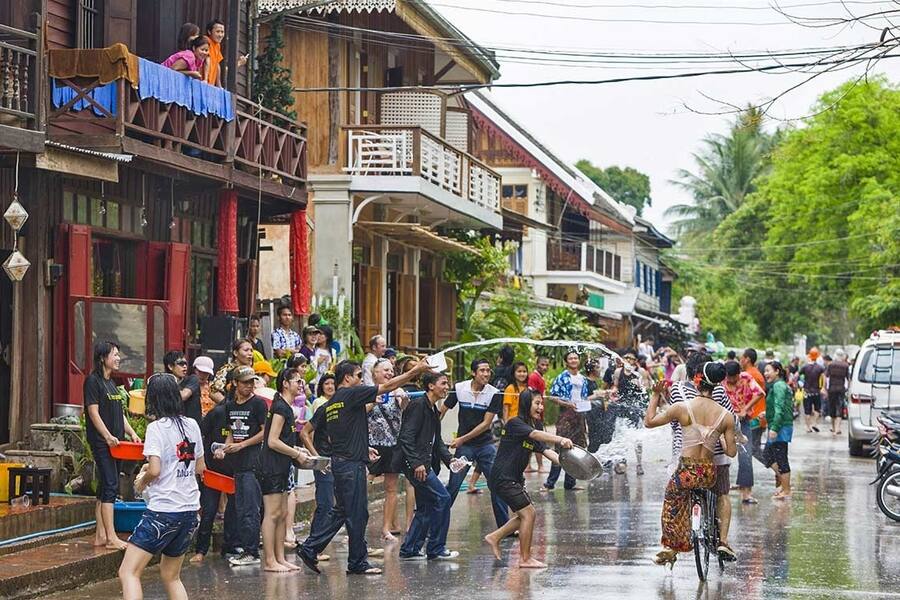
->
[848, 329, 900, 456]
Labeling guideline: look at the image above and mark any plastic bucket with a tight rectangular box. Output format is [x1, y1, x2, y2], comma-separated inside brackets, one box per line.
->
[0, 463, 26, 502]
[203, 470, 235, 495]
[109, 441, 144, 461]
[113, 500, 147, 532]
[128, 390, 145, 415]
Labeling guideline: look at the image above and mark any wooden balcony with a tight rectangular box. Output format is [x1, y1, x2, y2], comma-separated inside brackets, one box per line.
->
[344, 125, 501, 214]
[547, 240, 623, 281]
[0, 23, 44, 152]
[48, 72, 307, 198]
[547, 240, 583, 271]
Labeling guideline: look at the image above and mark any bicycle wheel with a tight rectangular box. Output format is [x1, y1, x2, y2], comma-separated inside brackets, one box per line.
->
[693, 502, 710, 581]
[877, 470, 900, 522]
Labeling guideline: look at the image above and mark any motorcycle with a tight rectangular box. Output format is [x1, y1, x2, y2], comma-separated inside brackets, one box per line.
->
[871, 412, 900, 521]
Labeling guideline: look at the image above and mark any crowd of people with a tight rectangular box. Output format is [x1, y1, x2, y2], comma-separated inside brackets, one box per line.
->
[80, 312, 852, 598]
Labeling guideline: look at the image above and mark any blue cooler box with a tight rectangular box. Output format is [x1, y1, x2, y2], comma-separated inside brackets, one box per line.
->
[113, 500, 147, 532]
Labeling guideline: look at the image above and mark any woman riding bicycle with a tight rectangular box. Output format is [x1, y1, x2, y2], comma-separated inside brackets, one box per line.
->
[644, 361, 737, 567]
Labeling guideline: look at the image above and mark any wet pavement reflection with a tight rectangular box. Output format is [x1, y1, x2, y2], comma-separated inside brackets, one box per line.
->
[46, 430, 900, 599]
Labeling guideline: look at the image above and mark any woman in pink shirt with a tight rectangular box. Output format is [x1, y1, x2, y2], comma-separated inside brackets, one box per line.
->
[162, 35, 210, 80]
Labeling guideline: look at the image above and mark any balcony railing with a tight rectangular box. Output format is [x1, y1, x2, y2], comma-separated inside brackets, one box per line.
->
[344, 125, 500, 212]
[0, 23, 41, 130]
[547, 240, 623, 280]
[48, 72, 307, 186]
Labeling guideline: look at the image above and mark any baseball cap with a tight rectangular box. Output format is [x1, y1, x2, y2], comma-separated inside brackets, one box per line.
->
[232, 365, 258, 382]
[384, 347, 397, 358]
[193, 356, 215, 375]
[303, 325, 320, 336]
[253, 360, 277, 378]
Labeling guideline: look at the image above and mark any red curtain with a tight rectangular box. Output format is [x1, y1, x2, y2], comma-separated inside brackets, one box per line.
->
[290, 208, 311, 315]
[217, 189, 239, 314]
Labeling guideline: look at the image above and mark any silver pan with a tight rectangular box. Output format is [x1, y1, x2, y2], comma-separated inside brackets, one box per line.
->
[558, 445, 603, 481]
[297, 456, 331, 471]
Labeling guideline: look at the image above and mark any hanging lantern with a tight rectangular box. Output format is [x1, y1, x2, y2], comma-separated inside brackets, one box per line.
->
[3, 250, 30, 281]
[3, 196, 28, 231]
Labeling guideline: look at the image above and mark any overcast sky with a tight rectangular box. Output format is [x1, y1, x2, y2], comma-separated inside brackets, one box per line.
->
[432, 0, 900, 233]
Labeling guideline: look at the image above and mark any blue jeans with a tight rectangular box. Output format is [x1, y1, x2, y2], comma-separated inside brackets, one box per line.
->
[401, 471, 452, 558]
[544, 463, 577, 490]
[446, 443, 508, 529]
[234, 471, 262, 558]
[299, 458, 371, 573]
[312, 468, 334, 532]
[129, 510, 199, 557]
[195, 482, 238, 556]
[736, 419, 754, 488]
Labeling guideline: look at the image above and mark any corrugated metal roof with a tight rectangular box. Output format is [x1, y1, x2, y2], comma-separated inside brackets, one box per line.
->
[45, 140, 133, 162]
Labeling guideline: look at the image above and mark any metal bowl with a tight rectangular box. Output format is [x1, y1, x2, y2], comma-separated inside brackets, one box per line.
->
[558, 445, 603, 481]
[298, 456, 331, 471]
[53, 403, 84, 419]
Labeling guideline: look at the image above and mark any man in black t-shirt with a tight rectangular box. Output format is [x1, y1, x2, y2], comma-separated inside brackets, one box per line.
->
[218, 366, 268, 566]
[164, 351, 202, 424]
[297, 359, 429, 576]
[440, 358, 509, 529]
[193, 387, 238, 561]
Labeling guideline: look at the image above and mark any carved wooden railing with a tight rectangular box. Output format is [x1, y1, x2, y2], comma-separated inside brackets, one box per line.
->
[344, 125, 500, 212]
[0, 23, 41, 130]
[48, 77, 307, 186]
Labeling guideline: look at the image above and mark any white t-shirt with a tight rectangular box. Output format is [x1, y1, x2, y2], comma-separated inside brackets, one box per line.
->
[361, 353, 377, 386]
[142, 417, 204, 513]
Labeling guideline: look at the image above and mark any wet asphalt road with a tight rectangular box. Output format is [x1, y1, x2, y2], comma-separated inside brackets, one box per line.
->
[47, 428, 900, 600]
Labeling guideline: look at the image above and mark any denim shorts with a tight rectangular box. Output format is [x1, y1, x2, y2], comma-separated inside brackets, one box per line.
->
[128, 510, 199, 557]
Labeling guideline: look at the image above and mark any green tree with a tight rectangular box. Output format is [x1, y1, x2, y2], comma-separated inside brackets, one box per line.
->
[666, 106, 777, 243]
[254, 17, 296, 123]
[575, 161, 651, 215]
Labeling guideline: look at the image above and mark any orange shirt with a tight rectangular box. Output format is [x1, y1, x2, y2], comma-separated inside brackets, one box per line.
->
[503, 383, 527, 419]
[206, 39, 223, 86]
[746, 366, 766, 390]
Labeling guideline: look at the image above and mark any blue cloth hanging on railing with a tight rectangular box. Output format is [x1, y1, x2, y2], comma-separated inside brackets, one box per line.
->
[137, 58, 234, 121]
[51, 80, 117, 116]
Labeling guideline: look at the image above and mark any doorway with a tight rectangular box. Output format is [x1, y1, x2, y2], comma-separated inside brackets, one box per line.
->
[0, 250, 12, 444]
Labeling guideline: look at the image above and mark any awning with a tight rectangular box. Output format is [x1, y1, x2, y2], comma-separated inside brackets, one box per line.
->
[355, 221, 478, 254]
[632, 312, 668, 327]
[501, 207, 553, 231]
[483, 291, 622, 321]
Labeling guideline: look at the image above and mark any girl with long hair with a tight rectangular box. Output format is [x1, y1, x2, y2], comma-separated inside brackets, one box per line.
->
[368, 358, 408, 542]
[256, 367, 312, 571]
[84, 341, 140, 550]
[763, 361, 794, 500]
[485, 389, 573, 568]
[502, 362, 530, 423]
[119, 373, 205, 600]
[210, 338, 255, 403]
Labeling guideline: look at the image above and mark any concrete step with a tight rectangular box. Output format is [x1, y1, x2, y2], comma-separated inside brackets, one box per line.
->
[0, 534, 129, 600]
[0, 496, 95, 552]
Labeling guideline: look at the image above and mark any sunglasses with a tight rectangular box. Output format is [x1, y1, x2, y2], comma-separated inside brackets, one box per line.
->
[354, 372, 363, 378]
[175, 360, 188, 367]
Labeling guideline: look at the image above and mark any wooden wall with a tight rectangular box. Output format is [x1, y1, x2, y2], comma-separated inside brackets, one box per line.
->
[46, 0, 75, 49]
[471, 122, 527, 168]
[283, 26, 332, 169]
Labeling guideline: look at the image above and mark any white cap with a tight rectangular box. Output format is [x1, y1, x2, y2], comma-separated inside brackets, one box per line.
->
[193, 356, 215, 375]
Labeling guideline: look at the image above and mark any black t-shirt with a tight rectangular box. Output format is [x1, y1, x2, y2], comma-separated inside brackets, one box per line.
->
[323, 385, 377, 462]
[83, 373, 126, 447]
[309, 404, 332, 456]
[200, 403, 232, 475]
[444, 386, 503, 447]
[225, 395, 268, 472]
[251, 338, 267, 359]
[257, 395, 297, 475]
[490, 417, 546, 485]
[180, 374, 202, 424]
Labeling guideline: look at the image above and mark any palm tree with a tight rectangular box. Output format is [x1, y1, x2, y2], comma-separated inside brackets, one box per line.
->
[666, 107, 775, 241]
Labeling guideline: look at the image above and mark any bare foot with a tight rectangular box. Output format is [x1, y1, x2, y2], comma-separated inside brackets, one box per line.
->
[524, 467, 537, 473]
[382, 532, 397, 542]
[484, 533, 501, 560]
[189, 553, 205, 564]
[264, 563, 292, 572]
[518, 558, 547, 568]
[92, 536, 107, 547]
[106, 538, 128, 551]
[279, 559, 302, 571]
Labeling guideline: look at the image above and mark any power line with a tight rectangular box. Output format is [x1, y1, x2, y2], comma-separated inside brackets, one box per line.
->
[451, 0, 890, 11]
[669, 229, 897, 253]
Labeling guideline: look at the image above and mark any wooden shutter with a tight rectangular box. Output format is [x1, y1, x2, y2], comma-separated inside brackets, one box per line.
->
[166, 242, 191, 351]
[418, 276, 435, 349]
[434, 281, 456, 347]
[396, 273, 416, 350]
[356, 265, 382, 343]
[102, 0, 136, 48]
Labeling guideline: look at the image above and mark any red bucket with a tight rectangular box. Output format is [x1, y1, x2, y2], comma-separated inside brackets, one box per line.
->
[109, 441, 144, 461]
[203, 470, 235, 495]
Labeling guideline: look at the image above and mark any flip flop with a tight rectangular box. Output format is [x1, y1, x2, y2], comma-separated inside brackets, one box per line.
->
[741, 497, 759, 505]
[347, 566, 383, 575]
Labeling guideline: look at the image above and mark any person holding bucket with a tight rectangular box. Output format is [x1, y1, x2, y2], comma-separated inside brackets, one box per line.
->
[84, 340, 141, 551]
[119, 373, 205, 600]
[484, 389, 572, 568]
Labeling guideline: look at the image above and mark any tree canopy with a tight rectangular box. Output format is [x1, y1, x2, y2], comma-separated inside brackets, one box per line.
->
[575, 161, 651, 215]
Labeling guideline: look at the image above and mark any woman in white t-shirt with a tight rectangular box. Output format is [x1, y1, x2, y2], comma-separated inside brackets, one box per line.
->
[119, 373, 206, 600]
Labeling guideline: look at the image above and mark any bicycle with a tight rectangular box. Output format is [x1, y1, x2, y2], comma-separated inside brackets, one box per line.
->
[691, 487, 725, 581]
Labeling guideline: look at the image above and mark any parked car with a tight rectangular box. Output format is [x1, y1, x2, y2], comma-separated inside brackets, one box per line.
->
[848, 329, 900, 456]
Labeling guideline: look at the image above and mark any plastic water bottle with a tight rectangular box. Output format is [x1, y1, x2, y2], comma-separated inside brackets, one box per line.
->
[10, 495, 31, 509]
[211, 442, 227, 453]
[449, 456, 473, 473]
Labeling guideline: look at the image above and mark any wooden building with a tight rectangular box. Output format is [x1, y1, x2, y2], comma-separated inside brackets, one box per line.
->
[263, 0, 502, 352]
[0, 0, 308, 444]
